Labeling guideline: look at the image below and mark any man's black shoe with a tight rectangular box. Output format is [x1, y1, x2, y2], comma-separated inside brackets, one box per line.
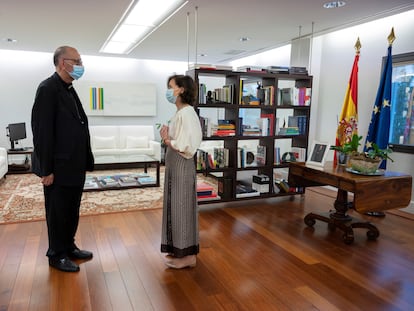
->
[49, 257, 80, 272]
[69, 248, 93, 260]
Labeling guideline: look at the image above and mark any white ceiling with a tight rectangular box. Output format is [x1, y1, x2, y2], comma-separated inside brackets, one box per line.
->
[1, 0, 413, 64]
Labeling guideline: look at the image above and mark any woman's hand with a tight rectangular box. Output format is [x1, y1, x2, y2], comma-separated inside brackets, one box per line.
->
[160, 125, 169, 141]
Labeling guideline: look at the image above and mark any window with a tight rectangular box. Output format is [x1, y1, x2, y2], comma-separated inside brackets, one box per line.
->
[389, 52, 414, 154]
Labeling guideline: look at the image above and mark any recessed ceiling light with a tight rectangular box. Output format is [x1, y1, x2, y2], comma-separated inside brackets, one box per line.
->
[2, 38, 17, 43]
[323, 1, 346, 9]
[239, 37, 250, 42]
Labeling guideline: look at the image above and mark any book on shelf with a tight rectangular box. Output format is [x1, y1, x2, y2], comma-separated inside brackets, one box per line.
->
[197, 192, 221, 201]
[256, 145, 266, 166]
[288, 115, 307, 134]
[84, 177, 99, 189]
[278, 87, 311, 106]
[236, 65, 265, 72]
[274, 147, 281, 165]
[199, 116, 213, 137]
[262, 85, 275, 105]
[214, 129, 236, 137]
[296, 87, 312, 106]
[266, 66, 290, 74]
[260, 113, 275, 136]
[118, 176, 138, 186]
[99, 176, 118, 186]
[257, 117, 269, 136]
[235, 183, 260, 198]
[197, 182, 214, 193]
[278, 127, 299, 135]
[199, 83, 207, 104]
[217, 119, 236, 129]
[289, 66, 308, 75]
[137, 176, 156, 185]
[207, 153, 216, 169]
[214, 147, 229, 168]
[242, 127, 261, 136]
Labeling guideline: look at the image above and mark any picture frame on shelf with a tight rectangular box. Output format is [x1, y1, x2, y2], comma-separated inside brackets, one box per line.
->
[306, 141, 330, 168]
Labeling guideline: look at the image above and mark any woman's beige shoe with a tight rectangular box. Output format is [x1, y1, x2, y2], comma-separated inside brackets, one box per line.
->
[165, 255, 196, 269]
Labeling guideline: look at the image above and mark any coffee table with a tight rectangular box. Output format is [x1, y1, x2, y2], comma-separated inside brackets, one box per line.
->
[288, 162, 412, 244]
[85, 155, 160, 191]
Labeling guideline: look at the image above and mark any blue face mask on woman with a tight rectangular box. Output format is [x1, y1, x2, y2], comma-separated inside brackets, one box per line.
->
[68, 65, 85, 80]
[165, 89, 177, 104]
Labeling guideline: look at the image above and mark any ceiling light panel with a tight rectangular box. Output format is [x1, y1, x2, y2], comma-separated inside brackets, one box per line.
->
[100, 0, 188, 54]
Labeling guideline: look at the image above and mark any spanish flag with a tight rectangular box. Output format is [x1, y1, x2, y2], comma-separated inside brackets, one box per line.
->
[334, 38, 360, 165]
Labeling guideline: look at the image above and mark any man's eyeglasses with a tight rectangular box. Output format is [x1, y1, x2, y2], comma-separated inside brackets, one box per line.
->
[64, 58, 83, 65]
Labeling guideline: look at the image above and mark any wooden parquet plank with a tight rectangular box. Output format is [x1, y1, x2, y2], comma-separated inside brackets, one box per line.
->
[0, 187, 413, 310]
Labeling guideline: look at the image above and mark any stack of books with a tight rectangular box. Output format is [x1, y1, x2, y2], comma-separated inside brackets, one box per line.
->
[278, 127, 299, 135]
[214, 119, 236, 136]
[118, 175, 138, 186]
[98, 176, 118, 187]
[197, 182, 220, 201]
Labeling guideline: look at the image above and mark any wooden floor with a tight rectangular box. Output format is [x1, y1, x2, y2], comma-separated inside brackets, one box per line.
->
[1, 188, 414, 311]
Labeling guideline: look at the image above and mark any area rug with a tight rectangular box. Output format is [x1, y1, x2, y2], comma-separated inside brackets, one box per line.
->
[0, 168, 167, 224]
[0, 167, 218, 224]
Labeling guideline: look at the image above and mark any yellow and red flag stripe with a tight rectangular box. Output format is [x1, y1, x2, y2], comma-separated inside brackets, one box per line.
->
[334, 50, 359, 165]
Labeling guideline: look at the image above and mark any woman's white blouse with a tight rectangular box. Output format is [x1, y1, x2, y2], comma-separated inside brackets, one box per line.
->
[169, 106, 202, 159]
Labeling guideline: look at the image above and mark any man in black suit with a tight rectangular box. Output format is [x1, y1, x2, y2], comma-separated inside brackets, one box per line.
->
[31, 46, 94, 272]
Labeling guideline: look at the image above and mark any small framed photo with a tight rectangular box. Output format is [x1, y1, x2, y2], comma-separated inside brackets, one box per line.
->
[306, 141, 330, 168]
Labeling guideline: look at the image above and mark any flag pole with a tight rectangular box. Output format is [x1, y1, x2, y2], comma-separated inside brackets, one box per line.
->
[333, 37, 360, 166]
[364, 27, 395, 169]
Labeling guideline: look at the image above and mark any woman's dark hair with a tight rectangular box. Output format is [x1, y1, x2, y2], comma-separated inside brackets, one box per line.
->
[167, 74, 197, 106]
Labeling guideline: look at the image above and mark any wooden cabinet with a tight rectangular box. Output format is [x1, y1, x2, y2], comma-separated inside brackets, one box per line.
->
[187, 69, 312, 203]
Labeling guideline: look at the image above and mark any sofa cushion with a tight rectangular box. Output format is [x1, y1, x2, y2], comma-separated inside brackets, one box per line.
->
[126, 136, 148, 148]
[94, 136, 117, 149]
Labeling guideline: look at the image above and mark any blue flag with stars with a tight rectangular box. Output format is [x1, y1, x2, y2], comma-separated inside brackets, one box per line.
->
[364, 45, 392, 169]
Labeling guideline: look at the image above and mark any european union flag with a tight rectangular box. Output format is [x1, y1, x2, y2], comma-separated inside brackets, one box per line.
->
[364, 45, 393, 169]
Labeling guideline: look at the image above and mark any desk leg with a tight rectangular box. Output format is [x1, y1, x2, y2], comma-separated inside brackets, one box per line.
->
[304, 189, 380, 244]
[330, 189, 352, 221]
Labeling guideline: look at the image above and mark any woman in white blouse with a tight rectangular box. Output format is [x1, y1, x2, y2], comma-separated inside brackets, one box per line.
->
[159, 74, 202, 269]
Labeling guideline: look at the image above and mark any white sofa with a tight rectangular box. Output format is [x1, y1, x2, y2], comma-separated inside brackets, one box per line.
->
[0, 147, 7, 179]
[89, 125, 161, 164]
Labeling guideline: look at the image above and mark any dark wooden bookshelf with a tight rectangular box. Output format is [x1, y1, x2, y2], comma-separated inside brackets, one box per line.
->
[188, 68, 312, 204]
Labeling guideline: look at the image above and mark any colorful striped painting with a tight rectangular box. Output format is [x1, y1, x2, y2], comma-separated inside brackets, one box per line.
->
[90, 87, 104, 110]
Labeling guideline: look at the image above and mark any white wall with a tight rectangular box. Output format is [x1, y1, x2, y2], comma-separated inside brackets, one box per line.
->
[0, 51, 188, 148]
[230, 10, 414, 203]
[314, 10, 414, 202]
[0, 10, 413, 203]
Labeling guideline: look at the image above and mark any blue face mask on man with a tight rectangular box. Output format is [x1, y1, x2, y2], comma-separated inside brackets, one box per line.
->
[165, 89, 177, 104]
[68, 65, 85, 80]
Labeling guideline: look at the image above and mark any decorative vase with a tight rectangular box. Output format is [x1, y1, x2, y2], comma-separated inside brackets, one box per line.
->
[336, 152, 349, 166]
[349, 154, 382, 174]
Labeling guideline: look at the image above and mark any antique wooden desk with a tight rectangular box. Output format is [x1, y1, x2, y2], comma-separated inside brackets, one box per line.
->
[288, 162, 412, 244]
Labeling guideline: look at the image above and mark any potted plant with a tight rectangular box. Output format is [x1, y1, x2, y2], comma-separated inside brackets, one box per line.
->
[348, 143, 394, 174]
[330, 134, 362, 165]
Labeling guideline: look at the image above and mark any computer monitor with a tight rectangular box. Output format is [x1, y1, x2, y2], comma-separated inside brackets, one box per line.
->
[6, 122, 27, 150]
